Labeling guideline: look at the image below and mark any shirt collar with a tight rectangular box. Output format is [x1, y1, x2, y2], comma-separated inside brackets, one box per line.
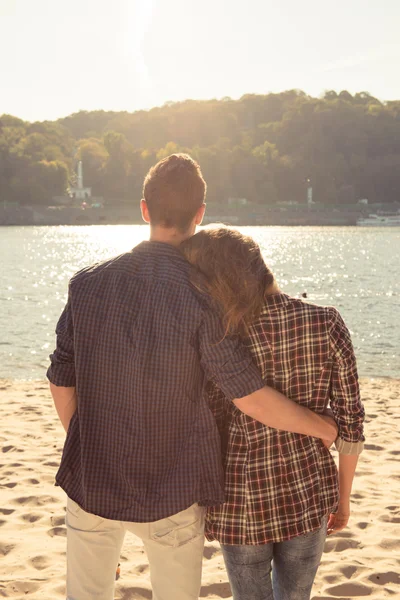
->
[260, 292, 292, 314]
[133, 240, 184, 257]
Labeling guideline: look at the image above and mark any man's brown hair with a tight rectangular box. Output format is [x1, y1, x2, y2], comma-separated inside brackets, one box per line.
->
[143, 154, 207, 232]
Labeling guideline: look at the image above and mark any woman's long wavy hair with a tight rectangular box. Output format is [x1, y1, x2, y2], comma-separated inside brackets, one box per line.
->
[181, 227, 276, 337]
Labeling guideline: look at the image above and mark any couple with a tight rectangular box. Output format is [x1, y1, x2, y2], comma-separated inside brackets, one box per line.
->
[48, 153, 364, 600]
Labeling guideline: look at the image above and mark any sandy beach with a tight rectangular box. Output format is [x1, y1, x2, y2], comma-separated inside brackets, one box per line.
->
[0, 377, 399, 599]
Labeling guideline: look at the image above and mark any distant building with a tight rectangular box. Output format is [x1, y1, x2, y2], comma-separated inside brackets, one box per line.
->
[69, 161, 92, 201]
[52, 160, 103, 207]
[307, 186, 315, 206]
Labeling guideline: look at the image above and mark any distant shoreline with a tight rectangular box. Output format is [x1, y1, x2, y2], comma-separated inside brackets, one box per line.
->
[0, 204, 364, 226]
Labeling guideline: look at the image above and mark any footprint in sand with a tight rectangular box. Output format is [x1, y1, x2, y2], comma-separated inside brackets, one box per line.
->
[52, 584, 67, 596]
[368, 572, 400, 586]
[312, 597, 347, 600]
[203, 546, 221, 560]
[2, 580, 41, 596]
[378, 538, 398, 550]
[200, 582, 232, 598]
[324, 538, 361, 553]
[333, 531, 355, 539]
[133, 563, 150, 575]
[30, 555, 51, 570]
[364, 444, 384, 451]
[50, 515, 65, 527]
[356, 521, 372, 530]
[0, 508, 15, 516]
[2, 445, 22, 453]
[326, 582, 372, 597]
[339, 564, 368, 579]
[0, 542, 15, 556]
[352, 493, 364, 500]
[12, 495, 59, 506]
[20, 512, 44, 523]
[47, 526, 67, 537]
[378, 514, 400, 523]
[25, 478, 40, 485]
[117, 586, 151, 599]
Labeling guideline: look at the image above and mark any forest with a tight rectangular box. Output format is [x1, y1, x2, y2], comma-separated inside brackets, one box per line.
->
[1, 90, 400, 206]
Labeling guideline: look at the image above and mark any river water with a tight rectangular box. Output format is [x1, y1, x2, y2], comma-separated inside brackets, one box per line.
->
[0, 225, 399, 379]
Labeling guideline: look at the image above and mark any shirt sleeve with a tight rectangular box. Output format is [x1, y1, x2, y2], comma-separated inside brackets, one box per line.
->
[206, 380, 229, 432]
[328, 307, 365, 455]
[198, 307, 264, 401]
[46, 285, 76, 387]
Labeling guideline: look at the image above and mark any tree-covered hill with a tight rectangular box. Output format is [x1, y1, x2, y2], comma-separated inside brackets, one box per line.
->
[1, 90, 400, 206]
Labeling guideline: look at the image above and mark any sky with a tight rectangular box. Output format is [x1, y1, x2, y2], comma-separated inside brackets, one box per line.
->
[1, 0, 400, 122]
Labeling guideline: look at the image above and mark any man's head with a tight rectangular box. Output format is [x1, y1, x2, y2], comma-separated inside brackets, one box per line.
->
[141, 154, 206, 238]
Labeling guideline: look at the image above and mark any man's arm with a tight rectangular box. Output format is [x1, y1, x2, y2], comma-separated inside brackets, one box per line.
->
[234, 387, 338, 442]
[198, 307, 337, 443]
[47, 286, 77, 431]
[50, 383, 77, 432]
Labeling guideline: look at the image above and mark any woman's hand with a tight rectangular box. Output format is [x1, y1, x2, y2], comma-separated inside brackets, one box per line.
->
[327, 500, 350, 535]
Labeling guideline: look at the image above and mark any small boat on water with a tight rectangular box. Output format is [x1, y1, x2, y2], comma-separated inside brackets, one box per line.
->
[357, 214, 400, 226]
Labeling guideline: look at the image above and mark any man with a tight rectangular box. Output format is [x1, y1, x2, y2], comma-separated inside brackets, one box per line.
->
[48, 154, 337, 600]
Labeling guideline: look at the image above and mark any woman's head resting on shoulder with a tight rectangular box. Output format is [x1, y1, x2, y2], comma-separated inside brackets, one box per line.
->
[180, 226, 278, 337]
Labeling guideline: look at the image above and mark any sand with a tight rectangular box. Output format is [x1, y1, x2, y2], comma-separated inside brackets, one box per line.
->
[0, 378, 399, 600]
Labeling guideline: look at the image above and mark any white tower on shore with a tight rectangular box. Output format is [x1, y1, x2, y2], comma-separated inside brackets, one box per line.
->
[69, 161, 92, 201]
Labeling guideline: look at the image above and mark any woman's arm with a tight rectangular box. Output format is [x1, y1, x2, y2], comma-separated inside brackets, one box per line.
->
[328, 454, 359, 534]
[327, 307, 365, 533]
[328, 307, 365, 453]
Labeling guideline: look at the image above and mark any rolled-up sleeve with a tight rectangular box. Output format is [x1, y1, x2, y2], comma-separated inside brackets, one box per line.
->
[328, 307, 365, 455]
[47, 286, 76, 387]
[198, 307, 264, 401]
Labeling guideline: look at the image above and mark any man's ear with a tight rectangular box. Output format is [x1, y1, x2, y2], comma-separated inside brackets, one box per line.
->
[140, 199, 150, 223]
[195, 203, 206, 225]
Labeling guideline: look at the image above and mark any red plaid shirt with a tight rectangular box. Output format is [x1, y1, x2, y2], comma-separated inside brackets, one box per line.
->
[205, 293, 365, 545]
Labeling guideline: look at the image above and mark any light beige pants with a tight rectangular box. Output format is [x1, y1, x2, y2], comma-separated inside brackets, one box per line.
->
[65, 497, 206, 600]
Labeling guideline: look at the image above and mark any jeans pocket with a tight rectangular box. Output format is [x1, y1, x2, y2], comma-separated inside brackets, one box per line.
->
[300, 515, 328, 540]
[66, 498, 105, 532]
[150, 504, 205, 548]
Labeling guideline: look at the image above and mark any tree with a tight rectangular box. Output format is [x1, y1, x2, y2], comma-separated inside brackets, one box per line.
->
[2, 90, 400, 208]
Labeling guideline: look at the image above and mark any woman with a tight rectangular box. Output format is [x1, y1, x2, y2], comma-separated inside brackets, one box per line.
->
[181, 227, 365, 600]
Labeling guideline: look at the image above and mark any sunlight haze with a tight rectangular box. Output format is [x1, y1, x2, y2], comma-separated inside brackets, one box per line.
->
[1, 0, 399, 121]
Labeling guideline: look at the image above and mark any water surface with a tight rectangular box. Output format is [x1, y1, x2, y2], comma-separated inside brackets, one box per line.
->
[0, 225, 399, 379]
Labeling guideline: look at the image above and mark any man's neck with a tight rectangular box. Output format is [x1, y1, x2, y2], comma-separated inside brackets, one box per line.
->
[149, 225, 194, 247]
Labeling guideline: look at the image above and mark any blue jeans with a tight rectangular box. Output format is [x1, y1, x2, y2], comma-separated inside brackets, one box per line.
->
[221, 518, 327, 600]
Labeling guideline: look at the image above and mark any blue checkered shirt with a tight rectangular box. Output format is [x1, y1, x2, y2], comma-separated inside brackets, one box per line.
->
[47, 241, 264, 522]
